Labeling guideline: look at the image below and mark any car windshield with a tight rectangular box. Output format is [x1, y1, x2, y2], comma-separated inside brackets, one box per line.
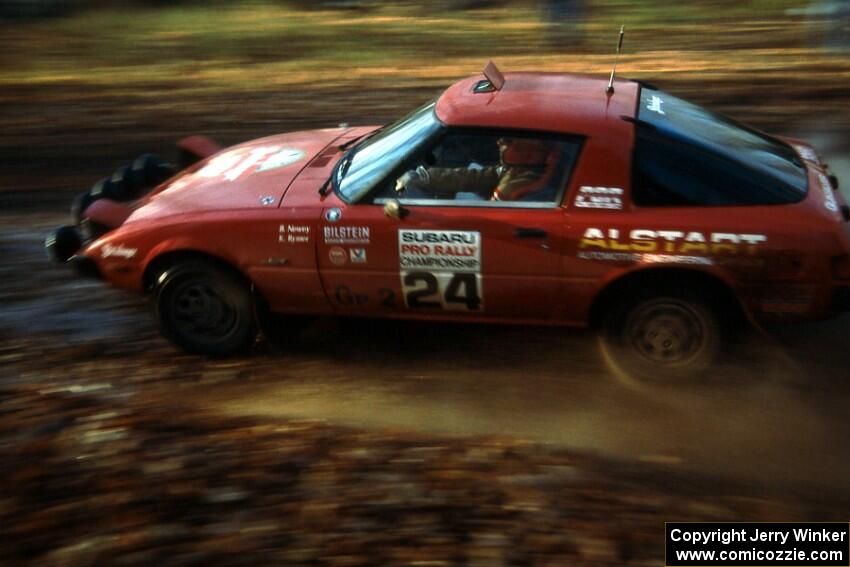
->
[337, 101, 442, 202]
[637, 87, 808, 196]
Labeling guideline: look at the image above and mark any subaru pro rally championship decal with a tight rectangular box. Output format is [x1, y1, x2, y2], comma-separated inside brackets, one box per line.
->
[398, 230, 482, 311]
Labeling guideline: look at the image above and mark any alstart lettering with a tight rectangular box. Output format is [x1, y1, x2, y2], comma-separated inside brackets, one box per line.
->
[580, 228, 767, 255]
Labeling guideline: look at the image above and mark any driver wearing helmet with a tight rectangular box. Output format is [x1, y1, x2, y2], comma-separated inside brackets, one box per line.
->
[395, 137, 552, 201]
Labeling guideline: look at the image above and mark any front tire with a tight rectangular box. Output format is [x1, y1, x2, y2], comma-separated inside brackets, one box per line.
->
[155, 261, 255, 356]
[599, 291, 721, 383]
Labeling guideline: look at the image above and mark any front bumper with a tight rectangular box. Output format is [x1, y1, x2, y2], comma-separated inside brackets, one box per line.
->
[69, 255, 102, 281]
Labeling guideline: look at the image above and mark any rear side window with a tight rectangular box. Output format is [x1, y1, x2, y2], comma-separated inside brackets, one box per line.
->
[633, 88, 807, 207]
[633, 127, 807, 206]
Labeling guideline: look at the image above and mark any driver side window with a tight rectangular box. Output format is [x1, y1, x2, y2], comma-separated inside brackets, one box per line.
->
[373, 130, 581, 207]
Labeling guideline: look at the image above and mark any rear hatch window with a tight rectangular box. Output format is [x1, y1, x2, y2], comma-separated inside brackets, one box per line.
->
[635, 87, 808, 206]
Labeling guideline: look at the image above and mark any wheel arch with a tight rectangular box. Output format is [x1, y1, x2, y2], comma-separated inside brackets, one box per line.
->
[143, 249, 255, 296]
[587, 266, 751, 330]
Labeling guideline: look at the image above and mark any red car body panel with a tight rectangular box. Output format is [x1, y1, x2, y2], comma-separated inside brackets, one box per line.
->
[129, 128, 349, 221]
[77, 71, 850, 328]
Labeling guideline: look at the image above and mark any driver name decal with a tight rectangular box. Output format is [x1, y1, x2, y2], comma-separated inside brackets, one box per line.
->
[399, 230, 482, 311]
[279, 224, 310, 244]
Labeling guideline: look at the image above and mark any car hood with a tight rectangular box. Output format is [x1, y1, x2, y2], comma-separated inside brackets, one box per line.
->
[126, 128, 347, 223]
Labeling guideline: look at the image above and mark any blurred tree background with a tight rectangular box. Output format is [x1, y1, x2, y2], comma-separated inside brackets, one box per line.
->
[1, 0, 847, 193]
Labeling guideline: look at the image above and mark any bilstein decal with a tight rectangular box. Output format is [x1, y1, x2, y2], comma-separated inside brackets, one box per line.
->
[324, 226, 370, 244]
[579, 228, 767, 255]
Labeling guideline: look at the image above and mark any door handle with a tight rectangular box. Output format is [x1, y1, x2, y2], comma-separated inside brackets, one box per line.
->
[515, 227, 548, 238]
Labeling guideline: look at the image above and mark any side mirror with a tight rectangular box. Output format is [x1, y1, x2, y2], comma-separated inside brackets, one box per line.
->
[383, 199, 408, 220]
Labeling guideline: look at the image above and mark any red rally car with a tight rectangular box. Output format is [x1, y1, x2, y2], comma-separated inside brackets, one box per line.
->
[46, 63, 849, 380]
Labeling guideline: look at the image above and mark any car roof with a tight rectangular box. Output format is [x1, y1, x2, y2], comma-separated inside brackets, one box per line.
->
[435, 72, 639, 138]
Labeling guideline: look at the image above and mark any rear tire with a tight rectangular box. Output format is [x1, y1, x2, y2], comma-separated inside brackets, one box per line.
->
[599, 290, 721, 383]
[155, 261, 255, 356]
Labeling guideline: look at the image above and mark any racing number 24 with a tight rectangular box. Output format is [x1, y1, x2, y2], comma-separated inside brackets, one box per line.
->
[401, 271, 482, 311]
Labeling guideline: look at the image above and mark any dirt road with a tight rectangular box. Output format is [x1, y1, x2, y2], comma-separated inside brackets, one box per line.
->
[4, 203, 849, 502]
[9, 133, 850, 493]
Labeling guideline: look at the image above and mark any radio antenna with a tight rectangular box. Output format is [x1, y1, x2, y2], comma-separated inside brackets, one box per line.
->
[606, 25, 625, 95]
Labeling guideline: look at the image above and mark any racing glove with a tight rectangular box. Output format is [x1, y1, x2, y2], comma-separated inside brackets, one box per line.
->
[395, 166, 430, 194]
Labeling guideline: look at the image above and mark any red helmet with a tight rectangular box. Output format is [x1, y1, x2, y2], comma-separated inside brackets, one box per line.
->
[499, 138, 550, 166]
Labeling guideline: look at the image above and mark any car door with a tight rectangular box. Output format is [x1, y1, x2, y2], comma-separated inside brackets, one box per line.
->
[317, 202, 567, 321]
[316, 129, 582, 322]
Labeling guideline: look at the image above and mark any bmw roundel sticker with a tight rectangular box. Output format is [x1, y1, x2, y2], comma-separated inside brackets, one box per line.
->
[325, 208, 342, 222]
[257, 148, 305, 172]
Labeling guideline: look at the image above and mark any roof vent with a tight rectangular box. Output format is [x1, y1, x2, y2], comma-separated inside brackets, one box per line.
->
[310, 146, 340, 168]
[473, 79, 495, 93]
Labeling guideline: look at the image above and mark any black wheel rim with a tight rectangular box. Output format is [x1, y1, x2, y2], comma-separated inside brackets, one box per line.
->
[625, 300, 706, 366]
[170, 280, 239, 342]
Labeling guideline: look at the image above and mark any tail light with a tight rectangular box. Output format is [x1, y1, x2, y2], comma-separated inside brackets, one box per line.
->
[833, 255, 850, 280]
